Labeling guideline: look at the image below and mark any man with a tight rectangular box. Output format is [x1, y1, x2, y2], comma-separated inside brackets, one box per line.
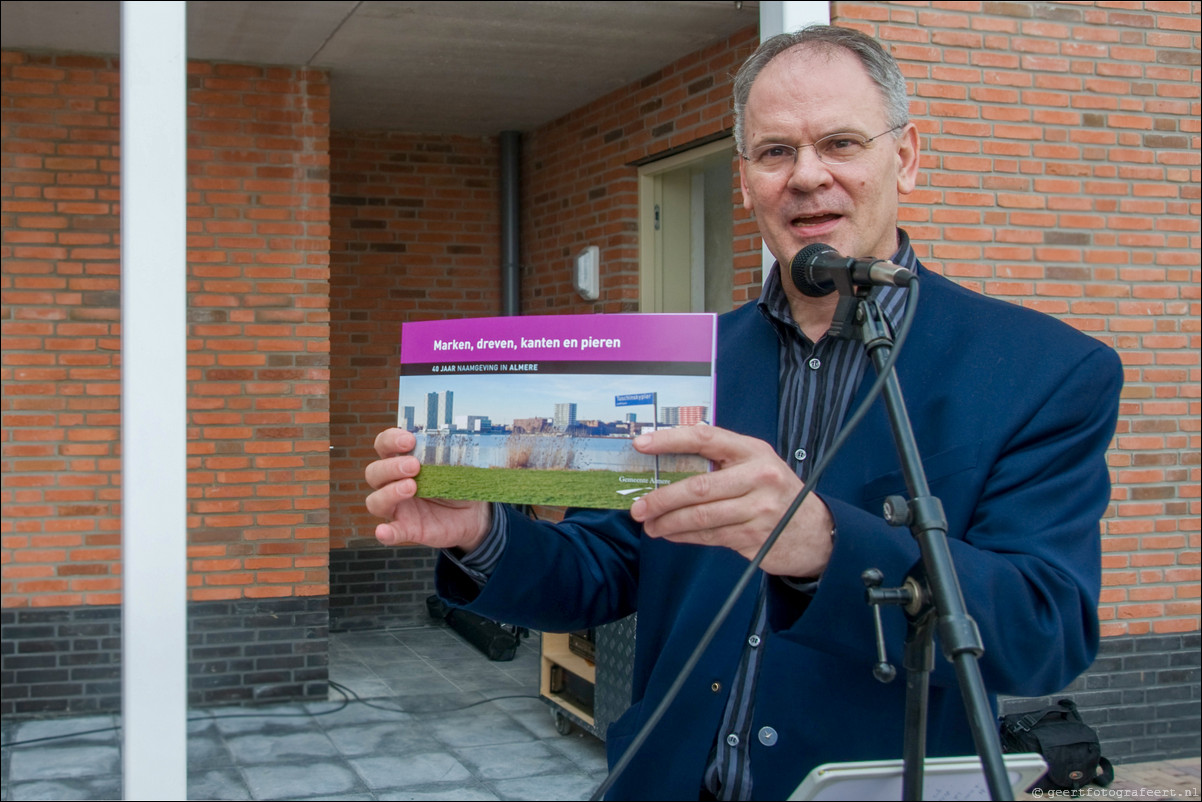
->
[365, 25, 1123, 800]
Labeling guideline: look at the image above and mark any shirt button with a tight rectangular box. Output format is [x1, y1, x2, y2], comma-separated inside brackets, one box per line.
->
[758, 726, 778, 747]
[711, 682, 722, 693]
[748, 634, 761, 648]
[794, 448, 807, 463]
[726, 733, 740, 747]
[808, 357, 821, 370]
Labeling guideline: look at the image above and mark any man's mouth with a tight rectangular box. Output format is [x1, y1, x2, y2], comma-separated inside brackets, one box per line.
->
[791, 213, 840, 227]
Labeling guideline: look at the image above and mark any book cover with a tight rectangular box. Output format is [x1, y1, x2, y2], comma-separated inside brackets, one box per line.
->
[398, 313, 716, 509]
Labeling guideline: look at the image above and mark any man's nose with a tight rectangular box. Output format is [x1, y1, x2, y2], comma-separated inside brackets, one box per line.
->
[785, 145, 833, 191]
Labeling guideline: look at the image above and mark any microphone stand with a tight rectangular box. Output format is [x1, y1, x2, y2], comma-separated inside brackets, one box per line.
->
[829, 276, 1012, 801]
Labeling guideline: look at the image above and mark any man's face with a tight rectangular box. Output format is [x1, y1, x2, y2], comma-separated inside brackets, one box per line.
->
[739, 46, 919, 283]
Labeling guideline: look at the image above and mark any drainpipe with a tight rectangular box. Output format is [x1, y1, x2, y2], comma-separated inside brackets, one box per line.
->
[500, 131, 521, 316]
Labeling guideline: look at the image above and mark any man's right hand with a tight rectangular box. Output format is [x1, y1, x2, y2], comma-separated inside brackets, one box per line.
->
[365, 428, 492, 552]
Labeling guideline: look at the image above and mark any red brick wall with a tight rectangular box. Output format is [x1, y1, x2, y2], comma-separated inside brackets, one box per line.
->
[1, 52, 331, 607]
[1, 52, 122, 608]
[830, 0, 1200, 637]
[4, 1, 1199, 641]
[328, 133, 501, 549]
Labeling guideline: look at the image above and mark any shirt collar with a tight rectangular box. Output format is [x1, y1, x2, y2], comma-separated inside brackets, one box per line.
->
[757, 228, 915, 343]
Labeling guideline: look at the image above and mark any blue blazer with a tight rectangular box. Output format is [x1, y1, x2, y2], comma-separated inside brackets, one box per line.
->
[437, 264, 1123, 800]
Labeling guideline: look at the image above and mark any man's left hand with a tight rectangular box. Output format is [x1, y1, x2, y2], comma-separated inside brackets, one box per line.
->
[629, 425, 834, 578]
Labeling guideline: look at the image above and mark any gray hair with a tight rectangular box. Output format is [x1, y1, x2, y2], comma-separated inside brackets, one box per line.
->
[732, 25, 910, 154]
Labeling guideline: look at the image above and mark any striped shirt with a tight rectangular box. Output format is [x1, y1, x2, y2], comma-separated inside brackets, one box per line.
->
[703, 232, 913, 800]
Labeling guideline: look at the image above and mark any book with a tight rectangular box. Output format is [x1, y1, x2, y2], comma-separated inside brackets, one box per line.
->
[398, 313, 716, 509]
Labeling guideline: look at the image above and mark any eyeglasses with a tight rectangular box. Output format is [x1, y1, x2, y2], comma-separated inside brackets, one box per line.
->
[742, 124, 905, 170]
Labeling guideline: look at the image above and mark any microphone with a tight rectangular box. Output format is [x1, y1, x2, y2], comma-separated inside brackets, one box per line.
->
[789, 243, 916, 298]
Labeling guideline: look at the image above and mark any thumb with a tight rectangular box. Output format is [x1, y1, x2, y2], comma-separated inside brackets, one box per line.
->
[375, 520, 411, 547]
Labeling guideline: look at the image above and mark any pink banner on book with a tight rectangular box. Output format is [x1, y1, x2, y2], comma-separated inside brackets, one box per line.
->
[401, 313, 715, 364]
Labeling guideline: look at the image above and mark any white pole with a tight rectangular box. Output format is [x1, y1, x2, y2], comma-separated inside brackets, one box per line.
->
[759, 0, 830, 39]
[120, 2, 188, 799]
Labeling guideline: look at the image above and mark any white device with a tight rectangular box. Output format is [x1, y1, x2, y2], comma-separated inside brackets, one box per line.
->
[574, 245, 600, 300]
[789, 753, 1048, 801]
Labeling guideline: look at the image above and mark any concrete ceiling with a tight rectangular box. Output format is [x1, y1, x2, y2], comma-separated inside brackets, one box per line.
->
[1, 0, 759, 134]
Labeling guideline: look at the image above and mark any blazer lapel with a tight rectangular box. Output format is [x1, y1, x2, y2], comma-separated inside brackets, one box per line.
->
[715, 303, 780, 447]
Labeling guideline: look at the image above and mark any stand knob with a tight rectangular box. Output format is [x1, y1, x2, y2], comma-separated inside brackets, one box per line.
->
[883, 495, 911, 526]
[862, 569, 897, 684]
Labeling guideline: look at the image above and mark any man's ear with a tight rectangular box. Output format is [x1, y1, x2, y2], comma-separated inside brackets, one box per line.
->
[896, 122, 920, 196]
[739, 155, 755, 212]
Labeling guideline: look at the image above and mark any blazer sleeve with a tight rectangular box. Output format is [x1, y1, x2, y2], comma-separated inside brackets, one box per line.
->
[435, 504, 643, 633]
[767, 342, 1122, 697]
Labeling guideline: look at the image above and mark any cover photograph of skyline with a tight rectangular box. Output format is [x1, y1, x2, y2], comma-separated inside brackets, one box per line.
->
[398, 371, 714, 428]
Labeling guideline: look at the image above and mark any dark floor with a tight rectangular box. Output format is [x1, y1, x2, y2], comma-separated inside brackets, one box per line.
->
[0, 625, 609, 801]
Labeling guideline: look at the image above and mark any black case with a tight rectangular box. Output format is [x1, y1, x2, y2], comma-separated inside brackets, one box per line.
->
[427, 594, 524, 662]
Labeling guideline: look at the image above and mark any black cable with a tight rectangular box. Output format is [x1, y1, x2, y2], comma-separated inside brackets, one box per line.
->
[591, 278, 921, 801]
[0, 678, 543, 749]
[0, 722, 123, 748]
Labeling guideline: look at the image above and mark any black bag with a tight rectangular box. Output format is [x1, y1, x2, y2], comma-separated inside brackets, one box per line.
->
[426, 594, 526, 662]
[1000, 699, 1114, 793]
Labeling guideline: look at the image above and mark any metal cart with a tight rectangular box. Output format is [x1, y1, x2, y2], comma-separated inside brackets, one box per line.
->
[539, 615, 636, 738]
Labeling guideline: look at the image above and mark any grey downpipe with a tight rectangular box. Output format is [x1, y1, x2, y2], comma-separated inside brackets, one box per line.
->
[500, 130, 521, 316]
